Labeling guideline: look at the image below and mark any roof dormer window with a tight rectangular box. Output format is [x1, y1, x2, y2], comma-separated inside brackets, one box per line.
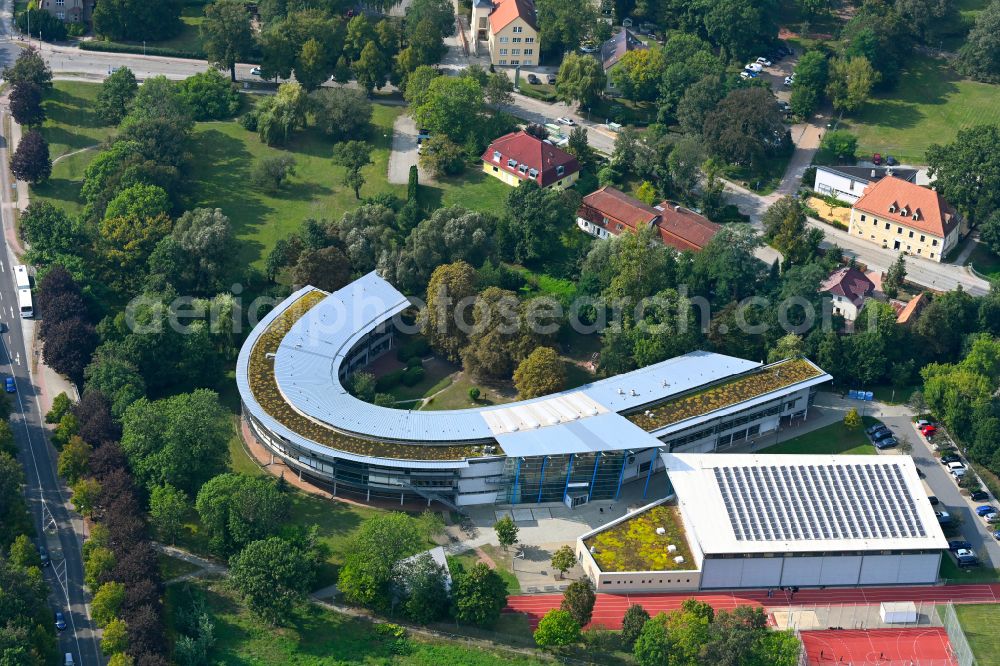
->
[900, 206, 909, 216]
[528, 168, 538, 178]
[518, 164, 528, 174]
[493, 150, 501, 162]
[888, 203, 897, 213]
[508, 158, 518, 168]
[556, 165, 565, 176]
[912, 211, 920, 221]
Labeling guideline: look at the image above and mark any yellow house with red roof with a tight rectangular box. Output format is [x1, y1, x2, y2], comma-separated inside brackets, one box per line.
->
[471, 0, 539, 66]
[481, 131, 580, 189]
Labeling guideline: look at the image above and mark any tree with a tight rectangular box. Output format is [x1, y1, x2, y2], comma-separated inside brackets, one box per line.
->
[621, 604, 651, 648]
[58, 436, 92, 485]
[96, 67, 139, 125]
[412, 75, 484, 142]
[202, 0, 253, 82]
[610, 48, 663, 102]
[338, 512, 423, 611]
[92, 582, 126, 628]
[354, 41, 389, 94]
[0, 453, 31, 548]
[102, 617, 129, 655]
[333, 140, 373, 199]
[513, 347, 566, 398]
[423, 261, 478, 362]
[550, 545, 576, 579]
[93, 0, 183, 41]
[257, 82, 308, 145]
[251, 155, 297, 192]
[418, 134, 466, 177]
[2, 47, 52, 89]
[229, 537, 316, 625]
[451, 562, 508, 626]
[536, 0, 596, 56]
[149, 484, 188, 545]
[504, 180, 578, 265]
[768, 333, 805, 363]
[485, 72, 514, 110]
[8, 533, 40, 568]
[120, 389, 230, 495]
[560, 578, 596, 627]
[195, 473, 290, 556]
[820, 130, 858, 162]
[844, 407, 862, 429]
[790, 50, 828, 118]
[494, 514, 519, 552]
[667, 135, 705, 197]
[555, 52, 606, 108]
[292, 246, 351, 291]
[15, 7, 67, 40]
[71, 478, 102, 517]
[177, 69, 241, 120]
[883, 253, 907, 299]
[167, 207, 235, 294]
[703, 88, 786, 171]
[926, 125, 1000, 224]
[534, 609, 581, 647]
[310, 88, 372, 140]
[826, 56, 879, 113]
[957, 0, 1000, 83]
[395, 553, 450, 624]
[761, 196, 815, 264]
[10, 82, 46, 127]
[10, 129, 51, 184]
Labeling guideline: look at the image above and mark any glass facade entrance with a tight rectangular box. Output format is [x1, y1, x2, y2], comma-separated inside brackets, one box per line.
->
[500, 451, 631, 504]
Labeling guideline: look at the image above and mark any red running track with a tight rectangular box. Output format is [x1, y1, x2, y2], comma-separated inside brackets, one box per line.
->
[800, 628, 956, 665]
[504, 583, 1000, 630]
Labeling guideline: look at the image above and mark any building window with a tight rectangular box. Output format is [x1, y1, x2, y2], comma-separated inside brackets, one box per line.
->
[499, 36, 509, 43]
[493, 150, 501, 161]
[930, 252, 935, 258]
[897, 226, 903, 234]
[917, 249, 921, 254]
[524, 49, 533, 55]
[932, 239, 938, 246]
[512, 37, 521, 42]
[885, 222, 890, 230]
[523, 59, 532, 64]
[908, 230, 914, 238]
[860, 214, 866, 221]
[513, 26, 523, 33]
[500, 48, 508, 55]
[511, 59, 519, 64]
[920, 234, 925, 242]
[512, 49, 520, 55]
[57, 11, 65, 17]
[525, 37, 535, 42]
[556, 165, 565, 176]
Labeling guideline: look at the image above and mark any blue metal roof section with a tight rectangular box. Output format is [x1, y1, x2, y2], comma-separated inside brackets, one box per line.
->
[496, 412, 664, 458]
[241, 273, 832, 461]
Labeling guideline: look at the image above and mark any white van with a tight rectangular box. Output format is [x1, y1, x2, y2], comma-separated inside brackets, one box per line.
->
[64, 653, 74, 666]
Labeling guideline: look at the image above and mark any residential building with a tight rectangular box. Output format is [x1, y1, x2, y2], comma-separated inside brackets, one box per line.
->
[896, 293, 928, 325]
[599, 28, 647, 95]
[848, 176, 966, 262]
[576, 186, 720, 251]
[481, 131, 580, 190]
[237, 272, 830, 507]
[577, 453, 947, 592]
[813, 165, 917, 204]
[470, 0, 538, 67]
[819, 266, 875, 322]
[36, 0, 94, 22]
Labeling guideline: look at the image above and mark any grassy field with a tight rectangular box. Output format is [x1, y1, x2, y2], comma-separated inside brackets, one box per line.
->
[955, 603, 1000, 666]
[842, 56, 1000, 164]
[761, 420, 877, 455]
[939, 556, 1000, 583]
[165, 581, 547, 666]
[970, 243, 1000, 280]
[155, 5, 207, 54]
[157, 552, 201, 581]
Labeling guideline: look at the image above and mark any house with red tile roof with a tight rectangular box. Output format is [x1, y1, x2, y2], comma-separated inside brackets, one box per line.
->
[482, 131, 580, 190]
[848, 176, 967, 262]
[896, 293, 928, 325]
[470, 0, 538, 67]
[820, 267, 876, 322]
[576, 186, 721, 251]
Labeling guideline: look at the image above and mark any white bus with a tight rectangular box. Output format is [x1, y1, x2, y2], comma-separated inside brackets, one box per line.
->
[18, 288, 33, 318]
[13, 265, 30, 290]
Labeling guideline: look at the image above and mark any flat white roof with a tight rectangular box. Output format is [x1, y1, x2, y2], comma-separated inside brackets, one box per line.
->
[662, 453, 949, 555]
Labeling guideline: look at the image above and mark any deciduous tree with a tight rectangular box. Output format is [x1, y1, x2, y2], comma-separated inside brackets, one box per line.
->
[58, 436, 92, 485]
[703, 88, 786, 171]
[494, 514, 519, 552]
[93, 0, 183, 41]
[202, 0, 254, 82]
[560, 578, 596, 626]
[292, 246, 351, 291]
[333, 140, 373, 199]
[337, 512, 422, 611]
[621, 603, 650, 648]
[195, 473, 290, 556]
[92, 582, 126, 628]
[96, 67, 139, 125]
[423, 261, 478, 362]
[514, 347, 566, 398]
[957, 0, 1000, 83]
[149, 483, 188, 545]
[534, 609, 581, 647]
[71, 478, 102, 517]
[883, 253, 907, 299]
[251, 155, 297, 192]
[826, 56, 879, 113]
[926, 125, 1000, 223]
[550, 545, 576, 579]
[451, 561, 508, 626]
[310, 88, 373, 140]
[10, 81, 46, 127]
[10, 129, 51, 184]
[2, 47, 52, 89]
[555, 51, 606, 108]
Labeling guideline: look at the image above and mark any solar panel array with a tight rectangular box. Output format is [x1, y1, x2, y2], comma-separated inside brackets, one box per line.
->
[713, 462, 927, 542]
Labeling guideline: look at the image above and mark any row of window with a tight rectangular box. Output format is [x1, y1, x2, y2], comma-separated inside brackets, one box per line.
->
[498, 48, 533, 55]
[497, 59, 533, 66]
[660, 398, 797, 450]
[602, 577, 694, 585]
[859, 214, 939, 246]
[498, 36, 535, 43]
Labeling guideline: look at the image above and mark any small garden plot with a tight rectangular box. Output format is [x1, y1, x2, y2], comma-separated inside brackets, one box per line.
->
[584, 505, 694, 572]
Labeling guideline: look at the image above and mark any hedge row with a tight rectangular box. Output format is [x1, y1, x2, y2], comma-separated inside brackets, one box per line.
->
[80, 40, 206, 60]
[376, 366, 425, 391]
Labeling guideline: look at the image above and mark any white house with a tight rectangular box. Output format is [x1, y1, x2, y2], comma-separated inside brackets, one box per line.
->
[813, 165, 918, 204]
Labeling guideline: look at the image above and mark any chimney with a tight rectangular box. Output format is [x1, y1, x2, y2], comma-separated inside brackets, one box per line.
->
[871, 169, 876, 178]
[674, 205, 681, 212]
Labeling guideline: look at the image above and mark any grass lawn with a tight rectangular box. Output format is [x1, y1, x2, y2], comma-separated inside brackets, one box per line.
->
[970, 243, 1000, 281]
[761, 420, 876, 455]
[955, 603, 1000, 666]
[158, 552, 201, 581]
[154, 5, 207, 54]
[424, 167, 513, 211]
[165, 580, 547, 666]
[449, 548, 521, 594]
[422, 373, 514, 410]
[842, 55, 1000, 164]
[939, 555, 1000, 584]
[870, 384, 919, 405]
[723, 151, 793, 195]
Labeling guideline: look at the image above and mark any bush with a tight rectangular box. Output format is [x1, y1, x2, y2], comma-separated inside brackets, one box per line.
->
[15, 9, 67, 41]
[401, 366, 425, 387]
[66, 22, 86, 37]
[396, 338, 430, 362]
[406, 356, 423, 369]
[80, 40, 205, 60]
[177, 69, 241, 120]
[469, 387, 480, 401]
[240, 110, 260, 132]
[375, 369, 405, 391]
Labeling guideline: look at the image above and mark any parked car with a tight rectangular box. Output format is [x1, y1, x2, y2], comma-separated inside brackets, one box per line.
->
[546, 73, 556, 84]
[526, 73, 540, 84]
[873, 152, 883, 165]
[916, 419, 931, 428]
[993, 530, 1000, 541]
[920, 425, 938, 437]
[55, 612, 66, 631]
[956, 548, 979, 566]
[866, 422, 887, 435]
[949, 540, 973, 551]
[745, 63, 763, 73]
[756, 56, 772, 66]
[740, 71, 757, 80]
[875, 437, 898, 450]
[971, 490, 990, 502]
[941, 454, 962, 464]
[936, 510, 953, 525]
[64, 654, 74, 666]
[783, 75, 794, 86]
[886, 155, 898, 166]
[38, 546, 49, 567]
[982, 512, 1000, 524]
[4, 377, 14, 393]
[976, 505, 997, 516]
[928, 495, 939, 506]
[556, 117, 576, 126]
[579, 42, 598, 53]
[949, 462, 967, 478]
[250, 66, 262, 76]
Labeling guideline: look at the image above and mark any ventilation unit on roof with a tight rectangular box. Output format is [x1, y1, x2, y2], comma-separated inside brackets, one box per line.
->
[630, 389, 637, 396]
[667, 544, 677, 553]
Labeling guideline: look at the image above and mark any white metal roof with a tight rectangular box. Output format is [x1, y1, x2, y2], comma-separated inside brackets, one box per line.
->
[662, 453, 949, 554]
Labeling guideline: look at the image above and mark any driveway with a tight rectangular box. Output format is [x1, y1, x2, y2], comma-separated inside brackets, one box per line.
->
[387, 114, 427, 185]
